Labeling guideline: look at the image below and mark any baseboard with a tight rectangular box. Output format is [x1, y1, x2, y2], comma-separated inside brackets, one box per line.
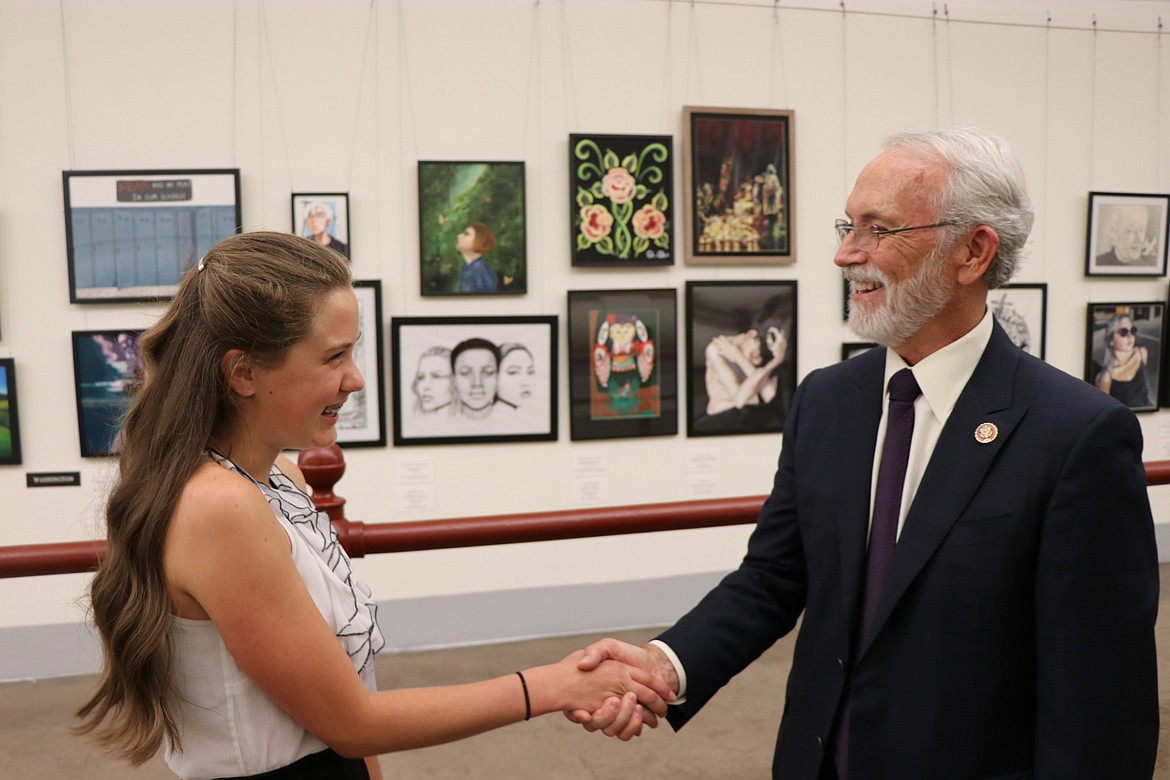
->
[0, 571, 729, 682]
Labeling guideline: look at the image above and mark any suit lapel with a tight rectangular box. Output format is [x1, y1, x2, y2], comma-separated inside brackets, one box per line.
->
[857, 326, 1027, 659]
[837, 352, 886, 636]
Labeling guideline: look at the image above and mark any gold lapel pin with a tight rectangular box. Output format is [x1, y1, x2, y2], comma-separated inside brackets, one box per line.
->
[974, 422, 998, 444]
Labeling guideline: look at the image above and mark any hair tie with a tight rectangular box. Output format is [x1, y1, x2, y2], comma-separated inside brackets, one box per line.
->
[197, 256, 207, 272]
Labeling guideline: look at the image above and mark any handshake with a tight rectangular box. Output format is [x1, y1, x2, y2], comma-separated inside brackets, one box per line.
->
[543, 638, 680, 741]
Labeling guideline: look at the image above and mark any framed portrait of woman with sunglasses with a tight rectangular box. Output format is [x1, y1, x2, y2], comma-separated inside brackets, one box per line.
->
[1084, 301, 1163, 413]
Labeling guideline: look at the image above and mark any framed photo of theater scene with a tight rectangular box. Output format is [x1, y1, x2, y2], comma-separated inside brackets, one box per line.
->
[292, 193, 351, 259]
[988, 283, 1047, 359]
[390, 316, 557, 446]
[335, 281, 385, 447]
[567, 288, 678, 441]
[569, 133, 673, 267]
[1083, 302, 1163, 413]
[417, 161, 527, 296]
[682, 106, 794, 265]
[63, 168, 241, 303]
[685, 281, 797, 437]
[1084, 192, 1170, 277]
[0, 358, 22, 466]
[71, 329, 144, 457]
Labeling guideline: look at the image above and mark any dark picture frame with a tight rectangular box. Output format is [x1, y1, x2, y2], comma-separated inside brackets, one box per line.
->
[71, 329, 144, 456]
[567, 288, 677, 441]
[292, 192, 351, 259]
[682, 106, 794, 265]
[1084, 302, 1163, 413]
[336, 280, 385, 447]
[64, 169, 241, 303]
[1085, 192, 1170, 277]
[0, 358, 22, 466]
[685, 280, 797, 437]
[988, 283, 1047, 359]
[417, 161, 527, 296]
[570, 133, 673, 267]
[391, 316, 556, 446]
[841, 342, 877, 361]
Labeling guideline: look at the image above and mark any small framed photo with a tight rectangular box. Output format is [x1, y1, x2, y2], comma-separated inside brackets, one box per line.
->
[292, 193, 350, 259]
[336, 280, 385, 447]
[1084, 302, 1163, 413]
[391, 316, 556, 446]
[64, 169, 241, 303]
[841, 342, 877, 361]
[685, 281, 796, 437]
[988, 283, 1047, 359]
[570, 133, 673, 267]
[682, 106, 794, 265]
[567, 288, 678, 441]
[71, 329, 144, 456]
[0, 358, 22, 466]
[418, 161, 526, 295]
[1085, 192, 1170, 277]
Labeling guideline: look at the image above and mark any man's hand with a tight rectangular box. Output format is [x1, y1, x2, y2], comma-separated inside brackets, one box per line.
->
[563, 639, 680, 738]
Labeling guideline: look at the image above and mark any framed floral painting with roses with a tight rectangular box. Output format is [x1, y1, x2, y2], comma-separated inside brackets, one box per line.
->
[682, 107, 794, 265]
[569, 134, 673, 267]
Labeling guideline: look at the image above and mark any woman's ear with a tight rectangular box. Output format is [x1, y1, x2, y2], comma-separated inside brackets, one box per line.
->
[221, 349, 256, 397]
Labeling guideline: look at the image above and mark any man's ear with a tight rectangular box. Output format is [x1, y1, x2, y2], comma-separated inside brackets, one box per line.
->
[221, 349, 256, 397]
[955, 224, 1000, 286]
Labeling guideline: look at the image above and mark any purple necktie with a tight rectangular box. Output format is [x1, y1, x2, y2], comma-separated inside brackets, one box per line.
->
[834, 368, 921, 780]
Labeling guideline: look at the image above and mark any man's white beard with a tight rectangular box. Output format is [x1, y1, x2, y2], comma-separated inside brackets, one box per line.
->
[846, 249, 952, 348]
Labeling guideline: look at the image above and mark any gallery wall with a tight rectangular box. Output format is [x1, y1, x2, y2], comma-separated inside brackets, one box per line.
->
[2, 0, 1170, 677]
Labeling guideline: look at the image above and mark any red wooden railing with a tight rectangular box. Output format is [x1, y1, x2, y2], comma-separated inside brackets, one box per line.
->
[3, 447, 1170, 580]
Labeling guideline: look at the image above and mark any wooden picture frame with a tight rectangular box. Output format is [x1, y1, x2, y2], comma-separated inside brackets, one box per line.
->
[71, 329, 144, 456]
[567, 288, 677, 441]
[391, 316, 556, 445]
[988, 283, 1047, 359]
[685, 280, 797, 437]
[417, 161, 527, 295]
[682, 106, 794, 265]
[1085, 192, 1170, 277]
[292, 192, 351, 259]
[0, 358, 22, 466]
[64, 169, 241, 302]
[336, 280, 385, 447]
[1084, 302, 1163, 413]
[569, 133, 673, 267]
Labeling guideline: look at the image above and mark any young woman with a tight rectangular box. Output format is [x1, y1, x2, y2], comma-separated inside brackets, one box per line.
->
[75, 232, 670, 779]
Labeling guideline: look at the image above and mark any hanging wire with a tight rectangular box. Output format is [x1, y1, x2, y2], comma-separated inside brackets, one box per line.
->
[521, 0, 541, 155]
[944, 4, 953, 125]
[661, 0, 673, 129]
[840, 1, 849, 203]
[932, 3, 940, 126]
[344, 2, 377, 193]
[1157, 17, 1164, 190]
[396, 0, 418, 309]
[1040, 9, 1052, 280]
[259, 1, 295, 194]
[685, 0, 705, 104]
[559, 0, 580, 131]
[769, 0, 788, 107]
[231, 0, 238, 168]
[1089, 14, 1098, 185]
[526, 0, 543, 297]
[58, 0, 76, 168]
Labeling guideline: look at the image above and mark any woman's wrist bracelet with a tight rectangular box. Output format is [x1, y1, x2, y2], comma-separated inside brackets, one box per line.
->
[515, 671, 531, 721]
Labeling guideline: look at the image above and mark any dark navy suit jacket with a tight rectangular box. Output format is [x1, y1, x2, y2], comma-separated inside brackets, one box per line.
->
[658, 323, 1159, 779]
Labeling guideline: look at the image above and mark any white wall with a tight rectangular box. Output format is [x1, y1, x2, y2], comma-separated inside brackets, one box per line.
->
[2, 0, 1170, 672]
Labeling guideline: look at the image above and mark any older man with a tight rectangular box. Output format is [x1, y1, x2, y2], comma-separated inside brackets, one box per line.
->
[574, 128, 1159, 779]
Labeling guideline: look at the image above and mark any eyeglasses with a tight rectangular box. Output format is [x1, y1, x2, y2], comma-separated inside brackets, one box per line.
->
[834, 219, 957, 251]
[1115, 327, 1139, 338]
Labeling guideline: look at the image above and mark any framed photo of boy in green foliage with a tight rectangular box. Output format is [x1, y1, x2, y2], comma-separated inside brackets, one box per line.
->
[569, 133, 673, 267]
[0, 358, 21, 466]
[418, 161, 527, 296]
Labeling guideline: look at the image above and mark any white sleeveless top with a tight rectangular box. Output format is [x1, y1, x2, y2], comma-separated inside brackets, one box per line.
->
[164, 454, 385, 779]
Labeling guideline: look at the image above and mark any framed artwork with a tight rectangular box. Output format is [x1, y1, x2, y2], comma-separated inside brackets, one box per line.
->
[1083, 302, 1163, 413]
[292, 192, 350, 259]
[841, 342, 877, 361]
[988, 283, 1047, 359]
[63, 169, 241, 303]
[0, 358, 22, 466]
[1085, 192, 1170, 277]
[569, 133, 673, 267]
[391, 316, 556, 446]
[71, 329, 144, 456]
[685, 281, 797, 437]
[417, 161, 526, 296]
[567, 288, 678, 441]
[336, 280, 385, 447]
[682, 106, 794, 265]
